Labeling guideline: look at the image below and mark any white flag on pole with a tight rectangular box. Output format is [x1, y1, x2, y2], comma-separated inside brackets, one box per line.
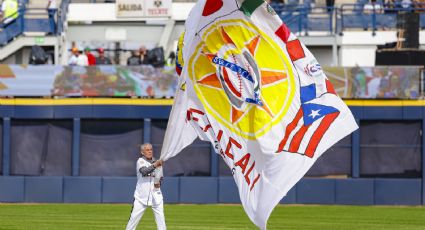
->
[161, 0, 358, 229]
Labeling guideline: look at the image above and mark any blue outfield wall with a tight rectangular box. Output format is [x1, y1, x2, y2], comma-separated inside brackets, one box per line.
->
[0, 176, 422, 205]
[0, 101, 424, 205]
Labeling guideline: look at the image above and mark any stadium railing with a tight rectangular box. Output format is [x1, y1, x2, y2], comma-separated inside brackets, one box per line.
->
[337, 3, 425, 35]
[271, 3, 425, 35]
[0, 7, 58, 46]
[54, 2, 425, 36]
[271, 3, 335, 34]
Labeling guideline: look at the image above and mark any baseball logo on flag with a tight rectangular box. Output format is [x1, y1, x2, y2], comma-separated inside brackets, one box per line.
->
[189, 19, 296, 139]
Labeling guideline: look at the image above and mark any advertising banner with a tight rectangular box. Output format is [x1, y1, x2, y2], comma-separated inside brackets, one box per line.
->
[116, 0, 172, 18]
[0, 65, 420, 99]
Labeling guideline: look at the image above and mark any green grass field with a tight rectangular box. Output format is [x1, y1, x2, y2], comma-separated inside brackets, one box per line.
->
[0, 204, 423, 230]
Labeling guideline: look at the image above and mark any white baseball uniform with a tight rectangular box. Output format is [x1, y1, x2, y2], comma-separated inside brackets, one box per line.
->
[126, 157, 166, 230]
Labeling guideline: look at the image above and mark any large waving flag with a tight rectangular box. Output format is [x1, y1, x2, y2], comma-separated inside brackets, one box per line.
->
[161, 0, 358, 229]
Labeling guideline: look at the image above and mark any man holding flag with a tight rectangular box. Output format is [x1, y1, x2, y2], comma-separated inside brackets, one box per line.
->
[162, 0, 358, 229]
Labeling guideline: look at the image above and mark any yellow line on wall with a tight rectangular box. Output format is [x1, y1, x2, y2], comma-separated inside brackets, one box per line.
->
[344, 100, 425, 106]
[0, 98, 174, 106]
[0, 98, 423, 107]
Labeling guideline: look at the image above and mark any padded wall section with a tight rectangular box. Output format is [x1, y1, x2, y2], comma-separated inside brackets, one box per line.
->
[24, 177, 63, 202]
[335, 179, 374, 205]
[102, 177, 136, 203]
[280, 186, 296, 204]
[180, 177, 218, 203]
[161, 177, 180, 203]
[296, 179, 335, 204]
[0, 123, 2, 175]
[0, 176, 24, 202]
[218, 177, 240, 203]
[63, 177, 102, 203]
[374, 179, 422, 205]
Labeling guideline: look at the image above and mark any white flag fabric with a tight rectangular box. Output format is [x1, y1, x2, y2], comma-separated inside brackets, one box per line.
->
[160, 0, 358, 229]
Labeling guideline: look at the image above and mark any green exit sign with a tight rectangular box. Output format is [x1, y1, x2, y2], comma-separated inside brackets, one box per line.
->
[34, 37, 45, 45]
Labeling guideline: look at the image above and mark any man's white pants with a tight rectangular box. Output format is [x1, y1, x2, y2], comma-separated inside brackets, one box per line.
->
[126, 199, 166, 230]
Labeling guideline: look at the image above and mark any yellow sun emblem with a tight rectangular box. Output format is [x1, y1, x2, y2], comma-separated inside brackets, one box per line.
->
[188, 19, 296, 139]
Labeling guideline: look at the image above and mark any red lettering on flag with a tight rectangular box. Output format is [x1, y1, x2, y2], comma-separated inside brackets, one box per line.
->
[305, 112, 340, 158]
[250, 174, 261, 191]
[286, 39, 305, 61]
[244, 161, 256, 185]
[186, 108, 205, 122]
[203, 124, 212, 132]
[217, 130, 223, 141]
[235, 153, 251, 174]
[225, 137, 241, 160]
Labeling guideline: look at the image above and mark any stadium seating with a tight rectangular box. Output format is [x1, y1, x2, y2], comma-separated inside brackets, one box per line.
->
[0, 0, 58, 45]
[2, 1, 425, 49]
[273, 3, 425, 33]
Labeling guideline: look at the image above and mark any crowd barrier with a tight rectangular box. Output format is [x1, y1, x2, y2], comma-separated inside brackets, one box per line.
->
[0, 65, 422, 99]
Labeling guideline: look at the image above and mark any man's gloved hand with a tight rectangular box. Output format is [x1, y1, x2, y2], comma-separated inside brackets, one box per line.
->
[153, 159, 163, 168]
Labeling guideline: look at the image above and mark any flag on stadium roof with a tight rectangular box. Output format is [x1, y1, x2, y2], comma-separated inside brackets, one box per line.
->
[160, 0, 358, 228]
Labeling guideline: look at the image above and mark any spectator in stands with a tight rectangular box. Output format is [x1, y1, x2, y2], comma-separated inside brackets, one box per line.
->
[401, 0, 413, 9]
[68, 47, 88, 66]
[165, 51, 176, 67]
[68, 47, 79, 66]
[364, 0, 383, 13]
[1, 0, 18, 26]
[47, 0, 57, 33]
[47, 0, 56, 9]
[326, 0, 335, 12]
[96, 48, 112, 65]
[127, 50, 142, 66]
[362, 0, 384, 30]
[414, 0, 425, 11]
[84, 47, 96, 66]
[385, 0, 398, 13]
[139, 46, 152, 65]
[78, 49, 89, 66]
